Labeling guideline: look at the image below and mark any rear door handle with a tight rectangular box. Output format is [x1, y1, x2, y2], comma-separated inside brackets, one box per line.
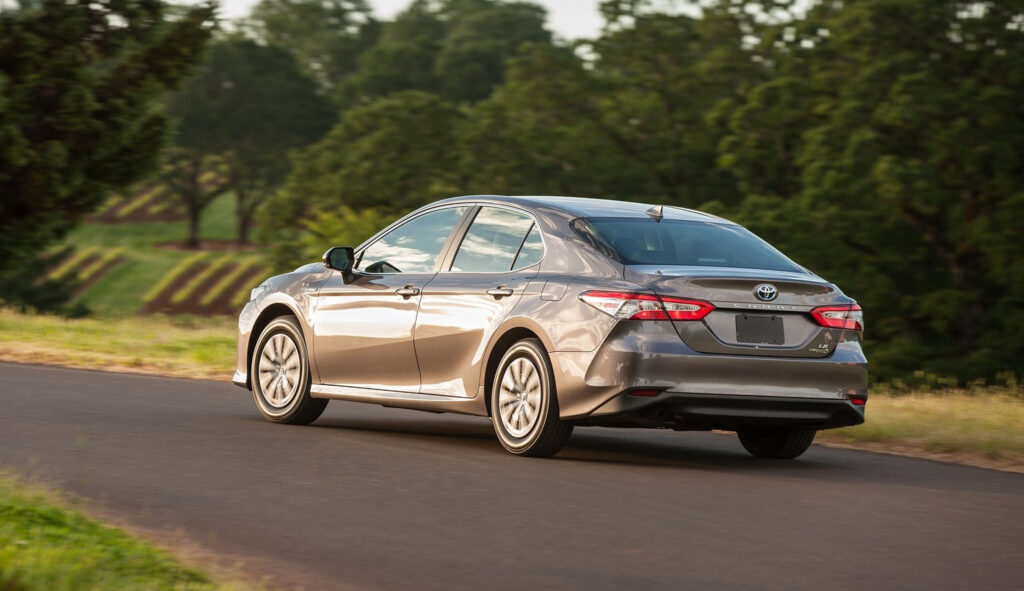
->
[486, 287, 515, 298]
[395, 286, 420, 297]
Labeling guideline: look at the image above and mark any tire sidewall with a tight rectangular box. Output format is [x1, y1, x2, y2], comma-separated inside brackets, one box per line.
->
[251, 317, 311, 422]
[491, 340, 554, 453]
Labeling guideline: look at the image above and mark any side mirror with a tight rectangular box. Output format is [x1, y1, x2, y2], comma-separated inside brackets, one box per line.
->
[322, 246, 355, 281]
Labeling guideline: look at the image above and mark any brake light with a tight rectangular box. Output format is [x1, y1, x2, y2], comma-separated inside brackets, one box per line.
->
[811, 304, 864, 331]
[579, 291, 713, 321]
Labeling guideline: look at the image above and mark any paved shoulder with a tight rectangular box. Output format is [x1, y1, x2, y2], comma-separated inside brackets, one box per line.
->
[1, 362, 1022, 590]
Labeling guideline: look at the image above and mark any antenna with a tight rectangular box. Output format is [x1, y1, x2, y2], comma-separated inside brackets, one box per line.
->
[645, 204, 664, 223]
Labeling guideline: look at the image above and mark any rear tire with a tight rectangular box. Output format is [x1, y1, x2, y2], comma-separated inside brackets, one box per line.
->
[250, 316, 327, 425]
[737, 427, 816, 459]
[491, 338, 573, 457]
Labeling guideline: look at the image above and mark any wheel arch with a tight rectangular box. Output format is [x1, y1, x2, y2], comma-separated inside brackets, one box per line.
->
[245, 303, 302, 388]
[481, 318, 555, 418]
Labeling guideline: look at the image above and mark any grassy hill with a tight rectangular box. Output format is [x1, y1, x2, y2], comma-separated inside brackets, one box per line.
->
[49, 186, 272, 317]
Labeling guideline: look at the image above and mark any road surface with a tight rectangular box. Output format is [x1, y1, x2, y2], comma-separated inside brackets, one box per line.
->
[1, 362, 1022, 590]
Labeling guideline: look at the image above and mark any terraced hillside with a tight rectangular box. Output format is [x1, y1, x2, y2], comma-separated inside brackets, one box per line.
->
[86, 167, 228, 224]
[141, 253, 267, 315]
[58, 192, 274, 316]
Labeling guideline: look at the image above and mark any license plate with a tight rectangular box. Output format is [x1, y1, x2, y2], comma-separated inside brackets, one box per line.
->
[735, 314, 784, 345]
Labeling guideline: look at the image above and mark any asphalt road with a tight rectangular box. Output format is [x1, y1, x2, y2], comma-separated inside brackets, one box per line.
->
[1, 362, 1022, 590]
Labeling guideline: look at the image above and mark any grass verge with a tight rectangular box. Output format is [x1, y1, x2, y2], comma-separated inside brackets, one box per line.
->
[818, 387, 1024, 472]
[0, 471, 240, 591]
[0, 308, 234, 380]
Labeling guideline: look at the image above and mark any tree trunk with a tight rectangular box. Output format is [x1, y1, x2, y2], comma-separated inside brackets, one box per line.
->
[237, 207, 252, 245]
[186, 205, 201, 249]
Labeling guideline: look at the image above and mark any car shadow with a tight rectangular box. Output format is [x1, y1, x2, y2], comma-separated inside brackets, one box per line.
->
[307, 412, 841, 474]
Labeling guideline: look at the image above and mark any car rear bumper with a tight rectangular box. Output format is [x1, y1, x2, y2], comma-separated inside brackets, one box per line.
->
[550, 321, 867, 426]
[579, 393, 865, 430]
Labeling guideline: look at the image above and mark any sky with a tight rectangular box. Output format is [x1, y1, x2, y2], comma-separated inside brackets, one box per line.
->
[215, 0, 607, 40]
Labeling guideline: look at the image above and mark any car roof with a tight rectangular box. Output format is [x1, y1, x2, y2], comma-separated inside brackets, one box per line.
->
[434, 195, 733, 224]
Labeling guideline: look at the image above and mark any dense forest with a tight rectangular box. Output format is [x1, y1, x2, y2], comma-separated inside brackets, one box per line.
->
[2, 0, 1023, 383]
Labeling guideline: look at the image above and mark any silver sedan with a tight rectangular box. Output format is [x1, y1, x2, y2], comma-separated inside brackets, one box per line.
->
[235, 196, 867, 458]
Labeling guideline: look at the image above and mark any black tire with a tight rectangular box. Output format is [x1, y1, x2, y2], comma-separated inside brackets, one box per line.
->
[490, 338, 573, 457]
[250, 316, 327, 425]
[737, 427, 816, 459]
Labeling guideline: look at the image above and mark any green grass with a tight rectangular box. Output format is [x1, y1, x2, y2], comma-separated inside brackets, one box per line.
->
[0, 471, 236, 591]
[63, 192, 247, 315]
[0, 309, 235, 379]
[822, 387, 1024, 464]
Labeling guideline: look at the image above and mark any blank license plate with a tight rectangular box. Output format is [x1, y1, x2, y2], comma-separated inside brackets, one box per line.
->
[735, 314, 784, 345]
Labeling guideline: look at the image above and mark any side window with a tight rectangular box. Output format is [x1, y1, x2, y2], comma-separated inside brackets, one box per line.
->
[512, 224, 544, 270]
[358, 207, 469, 274]
[451, 207, 537, 273]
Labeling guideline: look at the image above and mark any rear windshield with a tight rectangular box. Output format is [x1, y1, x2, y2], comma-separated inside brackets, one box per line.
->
[571, 217, 803, 273]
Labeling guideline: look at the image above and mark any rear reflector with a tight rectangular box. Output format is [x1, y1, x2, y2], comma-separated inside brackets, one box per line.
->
[849, 396, 866, 406]
[811, 304, 864, 332]
[579, 290, 714, 321]
[629, 388, 662, 397]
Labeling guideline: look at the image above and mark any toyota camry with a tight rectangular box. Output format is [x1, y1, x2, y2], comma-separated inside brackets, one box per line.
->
[235, 196, 867, 458]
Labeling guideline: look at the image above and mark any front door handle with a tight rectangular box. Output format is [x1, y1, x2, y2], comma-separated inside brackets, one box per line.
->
[486, 287, 515, 298]
[395, 286, 420, 298]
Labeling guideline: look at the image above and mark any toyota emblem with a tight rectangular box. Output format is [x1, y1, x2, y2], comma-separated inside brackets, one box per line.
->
[755, 284, 778, 302]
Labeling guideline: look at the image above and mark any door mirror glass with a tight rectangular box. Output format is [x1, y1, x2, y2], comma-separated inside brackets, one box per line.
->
[323, 246, 354, 273]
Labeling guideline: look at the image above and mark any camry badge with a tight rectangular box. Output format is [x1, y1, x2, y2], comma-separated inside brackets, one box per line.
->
[755, 284, 778, 302]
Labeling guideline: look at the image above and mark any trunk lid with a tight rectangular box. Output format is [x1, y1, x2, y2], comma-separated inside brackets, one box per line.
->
[625, 265, 849, 358]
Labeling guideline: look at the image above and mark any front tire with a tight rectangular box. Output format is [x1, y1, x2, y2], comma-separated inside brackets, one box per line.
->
[737, 426, 816, 459]
[250, 316, 327, 425]
[491, 338, 573, 457]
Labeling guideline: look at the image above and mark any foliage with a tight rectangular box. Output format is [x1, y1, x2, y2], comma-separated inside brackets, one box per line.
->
[0, 0, 216, 274]
[0, 247, 83, 317]
[718, 0, 1024, 381]
[248, 0, 380, 91]
[259, 91, 460, 269]
[166, 38, 335, 243]
[337, 0, 552, 106]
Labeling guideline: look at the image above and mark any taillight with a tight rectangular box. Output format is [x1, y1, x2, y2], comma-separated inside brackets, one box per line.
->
[579, 291, 713, 321]
[811, 304, 864, 331]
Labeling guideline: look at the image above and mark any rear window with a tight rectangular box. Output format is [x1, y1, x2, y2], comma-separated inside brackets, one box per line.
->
[571, 217, 802, 273]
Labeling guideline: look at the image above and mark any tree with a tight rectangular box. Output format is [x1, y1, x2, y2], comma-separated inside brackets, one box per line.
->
[0, 0, 216, 274]
[259, 91, 463, 269]
[457, 5, 758, 206]
[434, 0, 551, 102]
[248, 0, 380, 92]
[718, 0, 1024, 380]
[338, 0, 552, 106]
[166, 38, 335, 244]
[160, 150, 231, 249]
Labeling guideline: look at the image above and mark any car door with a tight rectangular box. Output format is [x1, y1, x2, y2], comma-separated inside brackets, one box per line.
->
[414, 205, 545, 398]
[311, 206, 471, 392]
